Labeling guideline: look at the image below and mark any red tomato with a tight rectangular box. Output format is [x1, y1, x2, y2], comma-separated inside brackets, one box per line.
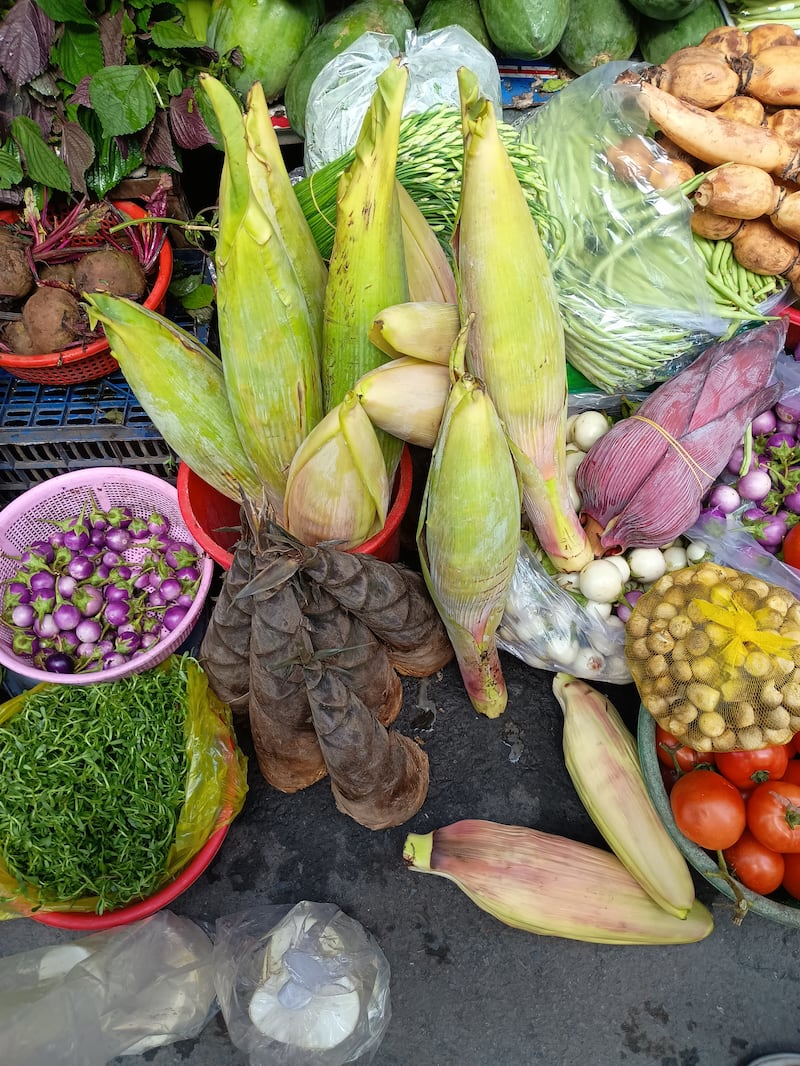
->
[655, 725, 714, 772]
[715, 745, 790, 791]
[747, 780, 800, 853]
[782, 523, 800, 569]
[669, 768, 747, 850]
[722, 829, 785, 896]
[782, 853, 800, 901]
[780, 759, 800, 787]
[791, 733, 800, 757]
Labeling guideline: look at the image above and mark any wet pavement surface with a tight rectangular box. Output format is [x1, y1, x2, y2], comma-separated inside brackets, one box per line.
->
[3, 650, 800, 1066]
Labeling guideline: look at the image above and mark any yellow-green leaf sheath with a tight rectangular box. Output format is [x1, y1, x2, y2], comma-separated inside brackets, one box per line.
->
[455, 67, 591, 573]
[85, 295, 262, 503]
[417, 331, 521, 718]
[200, 73, 322, 521]
[322, 58, 409, 476]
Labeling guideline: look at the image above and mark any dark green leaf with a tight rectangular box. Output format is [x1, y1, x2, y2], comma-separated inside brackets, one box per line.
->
[33, 0, 94, 26]
[10, 116, 71, 191]
[150, 20, 205, 49]
[167, 66, 183, 96]
[88, 65, 156, 136]
[52, 23, 103, 85]
[180, 282, 214, 310]
[0, 144, 23, 189]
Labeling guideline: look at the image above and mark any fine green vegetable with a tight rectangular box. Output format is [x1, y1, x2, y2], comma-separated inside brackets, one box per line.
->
[0, 664, 190, 912]
[725, 0, 800, 32]
[294, 105, 552, 259]
[692, 233, 786, 316]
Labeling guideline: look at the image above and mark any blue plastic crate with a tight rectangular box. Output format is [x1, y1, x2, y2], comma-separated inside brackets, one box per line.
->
[0, 250, 215, 506]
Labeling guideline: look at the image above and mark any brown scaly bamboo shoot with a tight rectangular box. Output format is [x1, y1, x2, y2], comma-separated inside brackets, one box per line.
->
[199, 533, 254, 718]
[300, 577, 404, 727]
[249, 581, 328, 793]
[305, 661, 429, 830]
[616, 75, 800, 180]
[694, 164, 781, 219]
[302, 549, 454, 678]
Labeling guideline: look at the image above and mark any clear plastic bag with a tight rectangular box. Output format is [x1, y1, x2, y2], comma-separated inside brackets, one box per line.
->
[304, 27, 502, 172]
[686, 512, 800, 601]
[213, 901, 391, 1066]
[497, 537, 631, 684]
[0, 910, 216, 1065]
[521, 64, 729, 393]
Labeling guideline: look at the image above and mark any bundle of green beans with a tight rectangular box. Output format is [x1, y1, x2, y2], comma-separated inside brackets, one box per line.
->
[693, 233, 787, 315]
[294, 104, 554, 259]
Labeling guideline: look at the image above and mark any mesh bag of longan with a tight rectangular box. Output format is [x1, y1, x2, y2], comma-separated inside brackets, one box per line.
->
[625, 562, 800, 752]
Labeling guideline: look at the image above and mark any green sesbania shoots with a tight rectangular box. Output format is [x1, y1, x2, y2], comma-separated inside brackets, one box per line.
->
[0, 663, 190, 912]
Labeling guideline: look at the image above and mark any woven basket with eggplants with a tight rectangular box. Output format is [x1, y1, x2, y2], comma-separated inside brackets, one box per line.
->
[626, 562, 800, 753]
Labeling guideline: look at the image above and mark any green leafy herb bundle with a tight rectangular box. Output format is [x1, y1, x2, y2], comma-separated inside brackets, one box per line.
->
[0, 659, 190, 912]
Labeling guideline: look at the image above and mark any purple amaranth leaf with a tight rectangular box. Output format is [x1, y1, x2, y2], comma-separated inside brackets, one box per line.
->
[97, 9, 125, 68]
[142, 110, 180, 170]
[169, 88, 215, 150]
[58, 118, 95, 194]
[0, 0, 55, 85]
[67, 76, 92, 108]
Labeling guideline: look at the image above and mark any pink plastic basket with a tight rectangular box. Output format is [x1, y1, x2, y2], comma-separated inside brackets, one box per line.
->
[0, 468, 214, 684]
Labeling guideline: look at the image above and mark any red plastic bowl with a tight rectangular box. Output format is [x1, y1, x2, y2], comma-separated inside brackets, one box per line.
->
[783, 306, 800, 351]
[31, 819, 231, 932]
[0, 200, 173, 385]
[177, 445, 414, 570]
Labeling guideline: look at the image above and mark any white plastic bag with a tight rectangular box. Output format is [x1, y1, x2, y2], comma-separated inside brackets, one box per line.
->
[213, 901, 391, 1066]
[497, 537, 631, 684]
[304, 27, 502, 171]
[0, 911, 216, 1065]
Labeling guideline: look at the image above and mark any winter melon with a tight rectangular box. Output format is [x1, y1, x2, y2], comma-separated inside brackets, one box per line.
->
[556, 0, 639, 76]
[284, 0, 415, 137]
[626, 0, 704, 20]
[418, 0, 492, 51]
[638, 0, 726, 65]
[478, 0, 569, 60]
[207, 0, 324, 101]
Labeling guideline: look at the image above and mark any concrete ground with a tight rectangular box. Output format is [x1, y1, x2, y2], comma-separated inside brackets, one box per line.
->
[2, 651, 800, 1066]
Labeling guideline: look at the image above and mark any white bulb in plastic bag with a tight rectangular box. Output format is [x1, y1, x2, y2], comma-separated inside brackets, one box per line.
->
[303, 27, 503, 172]
[213, 900, 391, 1066]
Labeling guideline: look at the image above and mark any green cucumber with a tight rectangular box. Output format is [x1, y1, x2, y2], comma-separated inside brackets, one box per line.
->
[556, 0, 638, 76]
[478, 0, 569, 60]
[638, 0, 726, 65]
[418, 0, 492, 50]
[284, 0, 415, 137]
[207, 0, 324, 101]
[625, 0, 703, 20]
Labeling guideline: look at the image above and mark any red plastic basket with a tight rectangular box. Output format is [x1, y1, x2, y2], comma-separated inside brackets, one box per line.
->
[177, 444, 414, 569]
[0, 200, 173, 386]
[0, 467, 214, 685]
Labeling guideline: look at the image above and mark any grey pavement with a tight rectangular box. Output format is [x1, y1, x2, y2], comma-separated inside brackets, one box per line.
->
[2, 652, 799, 1066]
